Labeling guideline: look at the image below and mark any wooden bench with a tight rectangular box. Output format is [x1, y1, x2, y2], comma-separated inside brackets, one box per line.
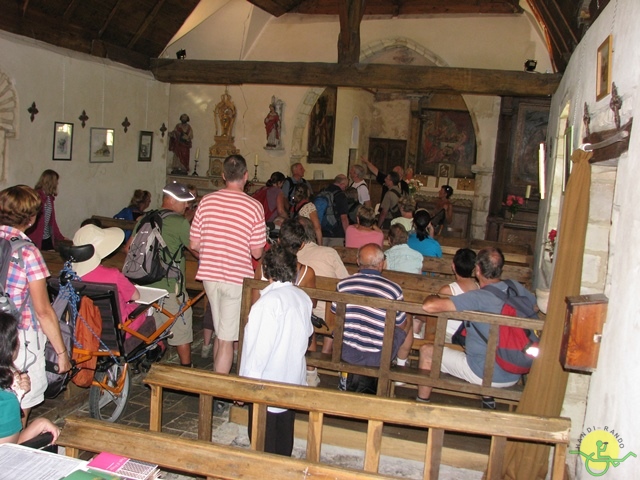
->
[141, 364, 569, 479]
[58, 415, 393, 480]
[333, 246, 533, 289]
[239, 278, 544, 404]
[90, 215, 137, 231]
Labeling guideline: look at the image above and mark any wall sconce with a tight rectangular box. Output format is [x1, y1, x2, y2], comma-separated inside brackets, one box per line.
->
[524, 59, 537, 72]
[176, 49, 187, 60]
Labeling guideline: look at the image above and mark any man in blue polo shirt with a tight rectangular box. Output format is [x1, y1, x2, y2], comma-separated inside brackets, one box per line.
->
[332, 243, 413, 393]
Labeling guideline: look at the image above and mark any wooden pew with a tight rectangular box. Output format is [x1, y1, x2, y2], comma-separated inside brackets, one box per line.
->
[59, 415, 393, 480]
[142, 364, 569, 479]
[333, 246, 533, 288]
[239, 278, 544, 404]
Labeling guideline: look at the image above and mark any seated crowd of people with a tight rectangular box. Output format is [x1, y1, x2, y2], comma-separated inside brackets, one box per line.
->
[0, 156, 538, 458]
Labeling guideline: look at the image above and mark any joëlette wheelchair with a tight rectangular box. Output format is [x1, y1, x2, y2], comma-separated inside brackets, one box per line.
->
[46, 243, 205, 423]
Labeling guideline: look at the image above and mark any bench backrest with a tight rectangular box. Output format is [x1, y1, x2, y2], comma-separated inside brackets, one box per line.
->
[142, 364, 570, 479]
[59, 415, 394, 480]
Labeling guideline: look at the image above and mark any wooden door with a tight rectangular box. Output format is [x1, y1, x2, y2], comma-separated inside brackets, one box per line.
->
[368, 138, 407, 206]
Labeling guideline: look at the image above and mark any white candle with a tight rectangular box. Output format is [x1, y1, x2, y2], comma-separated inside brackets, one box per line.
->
[195, 148, 200, 160]
[254, 154, 259, 166]
[525, 185, 531, 199]
[538, 143, 546, 200]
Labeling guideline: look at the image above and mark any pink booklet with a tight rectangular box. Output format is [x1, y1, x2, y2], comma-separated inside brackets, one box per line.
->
[87, 452, 129, 472]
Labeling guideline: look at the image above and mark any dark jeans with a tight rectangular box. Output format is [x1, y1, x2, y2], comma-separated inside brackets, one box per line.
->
[247, 404, 296, 456]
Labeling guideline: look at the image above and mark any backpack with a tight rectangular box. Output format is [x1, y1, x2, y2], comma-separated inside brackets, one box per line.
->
[252, 186, 277, 222]
[470, 279, 540, 375]
[0, 236, 32, 319]
[122, 210, 182, 286]
[313, 189, 338, 229]
[387, 190, 402, 219]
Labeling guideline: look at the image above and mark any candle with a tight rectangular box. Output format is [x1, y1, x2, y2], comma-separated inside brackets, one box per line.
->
[538, 143, 546, 200]
[525, 185, 531, 199]
[254, 154, 259, 166]
[195, 148, 200, 160]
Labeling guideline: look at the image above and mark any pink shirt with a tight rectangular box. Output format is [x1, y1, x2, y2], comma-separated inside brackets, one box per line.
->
[191, 189, 266, 285]
[345, 225, 384, 249]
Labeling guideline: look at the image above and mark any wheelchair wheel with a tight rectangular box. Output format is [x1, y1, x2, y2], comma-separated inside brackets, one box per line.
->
[88, 363, 131, 422]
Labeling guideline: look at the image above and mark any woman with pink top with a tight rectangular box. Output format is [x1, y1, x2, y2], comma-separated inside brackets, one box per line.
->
[345, 206, 384, 249]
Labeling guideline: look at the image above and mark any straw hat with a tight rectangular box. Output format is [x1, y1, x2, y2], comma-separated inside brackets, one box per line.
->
[72, 224, 124, 277]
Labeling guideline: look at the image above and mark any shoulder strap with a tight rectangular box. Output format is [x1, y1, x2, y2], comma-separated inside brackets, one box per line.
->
[388, 189, 400, 199]
[482, 282, 509, 301]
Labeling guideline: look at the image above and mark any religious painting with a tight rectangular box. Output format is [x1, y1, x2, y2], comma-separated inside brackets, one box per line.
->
[138, 131, 153, 162]
[307, 88, 337, 164]
[90, 128, 115, 163]
[417, 110, 476, 177]
[52, 122, 73, 161]
[437, 163, 455, 179]
[512, 104, 549, 188]
[596, 35, 613, 101]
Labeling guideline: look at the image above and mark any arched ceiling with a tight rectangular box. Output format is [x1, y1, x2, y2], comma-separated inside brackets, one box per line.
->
[0, 0, 605, 74]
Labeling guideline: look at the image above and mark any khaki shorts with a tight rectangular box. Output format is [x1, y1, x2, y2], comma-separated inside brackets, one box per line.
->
[153, 292, 193, 346]
[14, 327, 47, 409]
[203, 281, 242, 342]
[441, 348, 518, 387]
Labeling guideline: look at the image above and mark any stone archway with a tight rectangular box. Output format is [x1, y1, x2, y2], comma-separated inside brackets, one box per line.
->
[289, 38, 456, 163]
[0, 70, 18, 182]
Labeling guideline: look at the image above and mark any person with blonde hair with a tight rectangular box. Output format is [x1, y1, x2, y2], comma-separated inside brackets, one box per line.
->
[27, 170, 68, 250]
[0, 185, 71, 423]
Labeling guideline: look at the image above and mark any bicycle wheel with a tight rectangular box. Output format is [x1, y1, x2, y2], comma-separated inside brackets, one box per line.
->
[88, 363, 131, 422]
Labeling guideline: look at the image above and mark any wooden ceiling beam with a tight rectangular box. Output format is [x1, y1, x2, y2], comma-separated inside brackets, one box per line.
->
[128, 0, 166, 49]
[337, 0, 365, 65]
[63, 0, 82, 23]
[286, 0, 523, 15]
[150, 59, 561, 97]
[98, 0, 125, 39]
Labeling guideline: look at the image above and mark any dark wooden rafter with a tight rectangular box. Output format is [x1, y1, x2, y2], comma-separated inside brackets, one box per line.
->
[63, 0, 82, 23]
[337, 0, 365, 65]
[99, 0, 125, 39]
[150, 59, 561, 97]
[128, 0, 167, 49]
[21, 0, 29, 16]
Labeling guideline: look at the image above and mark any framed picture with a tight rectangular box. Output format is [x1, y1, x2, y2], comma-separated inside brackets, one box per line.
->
[417, 109, 476, 177]
[52, 122, 73, 160]
[90, 128, 115, 163]
[138, 131, 153, 161]
[437, 162, 455, 179]
[596, 35, 613, 101]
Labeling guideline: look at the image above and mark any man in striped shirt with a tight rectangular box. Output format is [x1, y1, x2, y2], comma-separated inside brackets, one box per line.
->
[190, 155, 267, 374]
[331, 244, 413, 392]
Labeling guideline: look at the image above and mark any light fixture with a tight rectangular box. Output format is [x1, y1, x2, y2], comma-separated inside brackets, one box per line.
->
[176, 49, 186, 60]
[524, 59, 537, 72]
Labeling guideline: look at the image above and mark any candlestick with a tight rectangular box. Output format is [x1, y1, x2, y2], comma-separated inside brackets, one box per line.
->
[252, 163, 259, 183]
[525, 185, 531, 199]
[254, 154, 259, 166]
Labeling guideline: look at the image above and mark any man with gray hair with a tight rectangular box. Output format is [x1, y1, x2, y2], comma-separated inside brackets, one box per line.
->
[349, 164, 371, 208]
[332, 243, 413, 393]
[281, 162, 312, 207]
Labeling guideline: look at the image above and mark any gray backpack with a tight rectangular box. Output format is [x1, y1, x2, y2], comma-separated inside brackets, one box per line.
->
[122, 209, 182, 285]
[0, 236, 32, 319]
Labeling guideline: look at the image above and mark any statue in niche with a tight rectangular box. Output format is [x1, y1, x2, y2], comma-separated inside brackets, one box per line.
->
[214, 92, 236, 138]
[264, 96, 283, 149]
[169, 113, 193, 174]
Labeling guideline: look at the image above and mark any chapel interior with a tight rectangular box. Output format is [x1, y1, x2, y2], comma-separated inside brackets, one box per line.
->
[0, 0, 639, 478]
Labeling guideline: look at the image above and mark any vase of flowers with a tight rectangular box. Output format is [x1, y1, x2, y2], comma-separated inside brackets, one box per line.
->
[407, 178, 424, 196]
[503, 194, 524, 221]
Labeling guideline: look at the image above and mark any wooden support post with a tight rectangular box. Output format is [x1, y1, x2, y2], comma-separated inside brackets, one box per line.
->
[307, 410, 324, 462]
[486, 436, 507, 479]
[198, 394, 213, 441]
[424, 427, 445, 480]
[337, 0, 365, 65]
[364, 419, 383, 472]
[148, 384, 162, 432]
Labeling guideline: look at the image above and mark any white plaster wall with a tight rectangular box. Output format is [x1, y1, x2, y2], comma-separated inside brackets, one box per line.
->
[0, 31, 170, 237]
[546, 1, 640, 478]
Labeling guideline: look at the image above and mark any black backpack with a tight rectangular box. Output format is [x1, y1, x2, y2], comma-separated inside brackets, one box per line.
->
[122, 209, 182, 285]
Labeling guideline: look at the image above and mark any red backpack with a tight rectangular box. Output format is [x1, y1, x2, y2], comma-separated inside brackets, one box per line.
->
[252, 186, 277, 222]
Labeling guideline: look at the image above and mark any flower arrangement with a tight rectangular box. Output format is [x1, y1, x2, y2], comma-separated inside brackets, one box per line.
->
[545, 229, 557, 262]
[503, 194, 524, 219]
[407, 178, 424, 195]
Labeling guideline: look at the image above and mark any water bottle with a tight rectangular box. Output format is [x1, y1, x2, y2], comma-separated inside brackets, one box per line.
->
[0, 295, 18, 318]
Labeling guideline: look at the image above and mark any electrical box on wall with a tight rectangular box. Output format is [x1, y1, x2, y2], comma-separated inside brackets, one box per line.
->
[561, 294, 608, 372]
